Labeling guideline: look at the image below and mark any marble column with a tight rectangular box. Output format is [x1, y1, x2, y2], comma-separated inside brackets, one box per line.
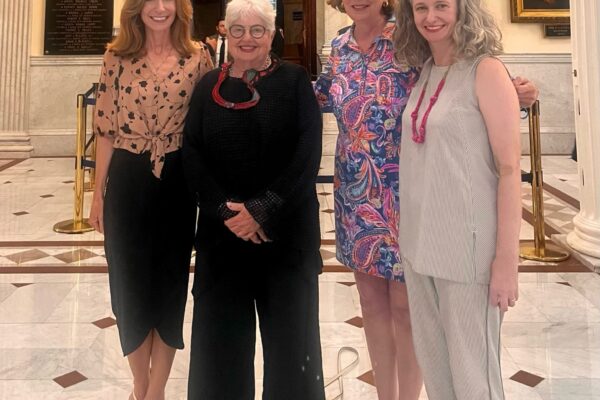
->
[0, 0, 34, 157]
[566, 0, 600, 258]
[318, 3, 352, 62]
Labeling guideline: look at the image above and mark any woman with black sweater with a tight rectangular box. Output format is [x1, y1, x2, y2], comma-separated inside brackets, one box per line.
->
[182, 0, 325, 398]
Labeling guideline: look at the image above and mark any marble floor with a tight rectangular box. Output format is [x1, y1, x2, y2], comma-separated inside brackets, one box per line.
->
[1, 155, 600, 400]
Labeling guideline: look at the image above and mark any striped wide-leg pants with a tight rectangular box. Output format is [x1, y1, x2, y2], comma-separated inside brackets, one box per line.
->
[404, 263, 504, 400]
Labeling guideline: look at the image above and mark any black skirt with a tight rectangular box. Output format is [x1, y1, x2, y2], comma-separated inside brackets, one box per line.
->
[104, 149, 196, 355]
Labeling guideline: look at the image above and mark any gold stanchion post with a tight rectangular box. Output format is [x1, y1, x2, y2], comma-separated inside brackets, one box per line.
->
[519, 101, 569, 262]
[53, 94, 95, 234]
[84, 133, 97, 192]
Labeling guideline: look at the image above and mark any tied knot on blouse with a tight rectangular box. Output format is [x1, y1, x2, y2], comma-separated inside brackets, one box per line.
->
[93, 48, 213, 179]
[150, 134, 169, 177]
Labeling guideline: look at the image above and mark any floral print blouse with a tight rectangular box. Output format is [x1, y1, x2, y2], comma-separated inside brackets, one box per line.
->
[314, 22, 419, 281]
[94, 47, 213, 178]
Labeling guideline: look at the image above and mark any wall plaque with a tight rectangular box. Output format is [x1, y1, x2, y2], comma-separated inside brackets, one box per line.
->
[544, 24, 571, 37]
[44, 0, 114, 55]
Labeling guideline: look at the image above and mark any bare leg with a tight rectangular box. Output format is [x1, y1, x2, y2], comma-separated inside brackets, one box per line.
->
[354, 272, 398, 400]
[144, 329, 177, 400]
[389, 281, 423, 400]
[127, 332, 153, 400]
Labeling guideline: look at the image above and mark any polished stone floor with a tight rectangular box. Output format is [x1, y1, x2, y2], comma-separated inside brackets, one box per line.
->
[1, 155, 599, 400]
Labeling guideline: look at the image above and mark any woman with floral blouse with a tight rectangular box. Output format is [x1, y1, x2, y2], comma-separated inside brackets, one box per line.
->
[88, 0, 212, 399]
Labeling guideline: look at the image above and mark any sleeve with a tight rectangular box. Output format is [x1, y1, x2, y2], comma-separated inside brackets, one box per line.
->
[93, 51, 119, 138]
[182, 76, 230, 220]
[245, 69, 323, 233]
[313, 42, 337, 113]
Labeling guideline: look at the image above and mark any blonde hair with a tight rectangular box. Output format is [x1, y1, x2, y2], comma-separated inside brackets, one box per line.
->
[225, 0, 276, 32]
[327, 0, 396, 20]
[108, 0, 197, 58]
[394, 0, 503, 67]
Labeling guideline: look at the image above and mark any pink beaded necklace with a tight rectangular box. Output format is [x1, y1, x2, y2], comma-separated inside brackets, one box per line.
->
[410, 65, 451, 143]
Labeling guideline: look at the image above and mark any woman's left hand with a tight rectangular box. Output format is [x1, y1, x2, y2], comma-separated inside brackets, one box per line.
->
[224, 202, 262, 242]
[489, 257, 519, 313]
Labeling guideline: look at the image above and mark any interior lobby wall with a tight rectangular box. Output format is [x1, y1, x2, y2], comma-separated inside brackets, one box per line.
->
[318, 1, 575, 155]
[29, 0, 117, 155]
[486, 1, 574, 154]
[486, 0, 571, 54]
[27, 0, 575, 155]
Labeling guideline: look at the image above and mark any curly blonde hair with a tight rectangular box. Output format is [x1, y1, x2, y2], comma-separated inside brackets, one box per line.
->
[108, 0, 197, 58]
[394, 0, 503, 67]
[327, 0, 396, 20]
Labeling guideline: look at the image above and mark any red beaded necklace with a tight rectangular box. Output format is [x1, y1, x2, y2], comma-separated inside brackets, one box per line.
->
[410, 65, 451, 143]
[211, 55, 278, 110]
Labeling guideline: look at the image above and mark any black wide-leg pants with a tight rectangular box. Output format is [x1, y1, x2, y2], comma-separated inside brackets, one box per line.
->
[188, 240, 325, 400]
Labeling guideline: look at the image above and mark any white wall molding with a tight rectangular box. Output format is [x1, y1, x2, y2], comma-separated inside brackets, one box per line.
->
[30, 55, 103, 67]
[500, 53, 572, 64]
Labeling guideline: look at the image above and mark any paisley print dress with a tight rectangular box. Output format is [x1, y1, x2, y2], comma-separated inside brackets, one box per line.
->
[315, 22, 419, 281]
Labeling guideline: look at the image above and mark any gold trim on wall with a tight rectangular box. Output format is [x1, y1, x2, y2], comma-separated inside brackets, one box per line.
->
[510, 0, 570, 23]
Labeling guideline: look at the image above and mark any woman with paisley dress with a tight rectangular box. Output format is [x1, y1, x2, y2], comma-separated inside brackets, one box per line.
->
[315, 1, 423, 398]
[314, 0, 538, 398]
[88, 0, 212, 399]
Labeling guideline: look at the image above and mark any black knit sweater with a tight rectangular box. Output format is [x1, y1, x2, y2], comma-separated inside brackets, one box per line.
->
[182, 62, 323, 251]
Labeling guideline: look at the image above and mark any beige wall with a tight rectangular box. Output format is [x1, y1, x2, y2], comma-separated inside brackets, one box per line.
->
[32, 0, 571, 56]
[485, 0, 571, 54]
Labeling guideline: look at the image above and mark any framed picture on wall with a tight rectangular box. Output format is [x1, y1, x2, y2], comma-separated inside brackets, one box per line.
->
[510, 0, 570, 23]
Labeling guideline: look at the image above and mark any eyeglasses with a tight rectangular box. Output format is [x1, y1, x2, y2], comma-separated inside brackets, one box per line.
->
[228, 24, 268, 39]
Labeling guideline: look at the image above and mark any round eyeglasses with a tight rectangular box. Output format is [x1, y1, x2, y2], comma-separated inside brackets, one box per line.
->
[228, 24, 267, 39]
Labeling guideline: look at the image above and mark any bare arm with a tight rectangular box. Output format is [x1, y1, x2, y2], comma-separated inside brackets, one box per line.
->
[476, 57, 522, 312]
[88, 51, 118, 234]
[89, 135, 114, 233]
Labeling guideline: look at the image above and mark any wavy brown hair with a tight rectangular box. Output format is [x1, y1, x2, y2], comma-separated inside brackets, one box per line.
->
[394, 0, 503, 67]
[327, 0, 396, 20]
[108, 0, 197, 58]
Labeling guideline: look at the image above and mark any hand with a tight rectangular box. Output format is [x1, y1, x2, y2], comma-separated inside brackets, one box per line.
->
[224, 202, 262, 242]
[512, 76, 539, 108]
[257, 228, 271, 242]
[489, 257, 519, 312]
[89, 195, 105, 234]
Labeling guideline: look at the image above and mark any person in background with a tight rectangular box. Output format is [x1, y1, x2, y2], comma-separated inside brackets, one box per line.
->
[182, 0, 325, 398]
[395, 0, 521, 398]
[315, 0, 538, 399]
[88, 0, 212, 399]
[205, 18, 228, 66]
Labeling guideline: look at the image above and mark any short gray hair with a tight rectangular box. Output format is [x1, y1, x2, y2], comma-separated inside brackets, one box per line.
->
[225, 0, 276, 32]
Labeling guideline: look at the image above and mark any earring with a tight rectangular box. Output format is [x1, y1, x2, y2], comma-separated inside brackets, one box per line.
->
[383, 1, 388, 6]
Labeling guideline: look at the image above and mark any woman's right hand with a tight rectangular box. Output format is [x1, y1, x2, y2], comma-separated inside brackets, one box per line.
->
[89, 195, 104, 234]
[489, 256, 519, 313]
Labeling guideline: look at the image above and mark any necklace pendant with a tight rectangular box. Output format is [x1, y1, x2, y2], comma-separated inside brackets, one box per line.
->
[409, 65, 451, 144]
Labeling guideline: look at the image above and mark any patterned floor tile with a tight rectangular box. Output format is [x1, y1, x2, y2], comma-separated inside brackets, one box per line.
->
[53, 370, 88, 388]
[92, 317, 117, 329]
[5, 249, 50, 264]
[356, 370, 375, 386]
[53, 249, 99, 264]
[510, 370, 545, 388]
